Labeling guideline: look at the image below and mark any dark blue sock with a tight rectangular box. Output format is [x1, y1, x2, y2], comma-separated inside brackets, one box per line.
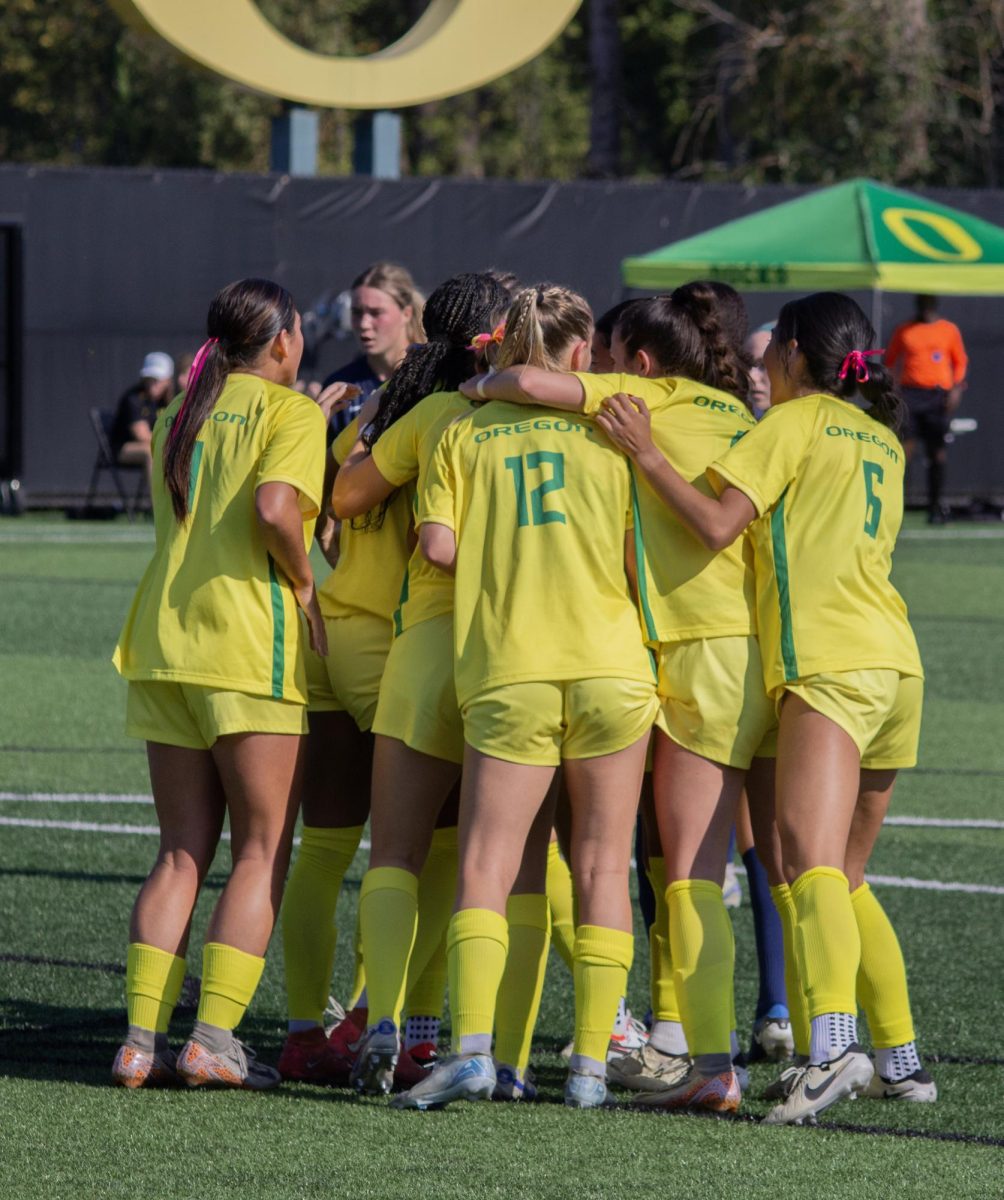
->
[743, 846, 788, 1021]
[636, 817, 656, 935]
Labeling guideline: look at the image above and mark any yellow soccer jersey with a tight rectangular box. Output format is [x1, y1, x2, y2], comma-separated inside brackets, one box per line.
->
[371, 390, 471, 634]
[419, 400, 654, 706]
[318, 417, 415, 622]
[708, 393, 923, 694]
[576, 372, 757, 643]
[113, 374, 326, 702]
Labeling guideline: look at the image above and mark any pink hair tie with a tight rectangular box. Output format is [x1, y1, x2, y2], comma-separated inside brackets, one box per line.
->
[838, 348, 884, 383]
[169, 337, 219, 439]
[468, 322, 507, 353]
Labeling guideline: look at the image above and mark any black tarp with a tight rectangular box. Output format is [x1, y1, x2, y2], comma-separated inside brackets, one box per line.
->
[0, 163, 1001, 500]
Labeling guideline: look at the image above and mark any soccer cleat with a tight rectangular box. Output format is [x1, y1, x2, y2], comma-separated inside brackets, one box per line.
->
[761, 1056, 809, 1101]
[632, 1065, 741, 1113]
[407, 1039, 439, 1067]
[761, 1043, 873, 1125]
[393, 1047, 432, 1089]
[176, 1036, 281, 1090]
[322, 994, 347, 1034]
[864, 1068, 938, 1102]
[493, 1064, 537, 1102]
[564, 1069, 616, 1109]
[606, 1043, 690, 1092]
[111, 1041, 180, 1089]
[607, 1009, 649, 1063]
[722, 862, 742, 909]
[750, 1016, 795, 1063]
[351, 1019, 400, 1096]
[278, 1024, 359, 1085]
[732, 1052, 750, 1093]
[390, 1053, 495, 1110]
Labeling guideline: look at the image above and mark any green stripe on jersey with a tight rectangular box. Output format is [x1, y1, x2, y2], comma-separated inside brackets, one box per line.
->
[187, 442, 204, 513]
[267, 555, 286, 699]
[629, 469, 659, 644]
[393, 563, 410, 638]
[770, 490, 798, 681]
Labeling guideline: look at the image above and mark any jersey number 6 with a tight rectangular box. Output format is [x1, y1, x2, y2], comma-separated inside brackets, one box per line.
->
[862, 460, 884, 539]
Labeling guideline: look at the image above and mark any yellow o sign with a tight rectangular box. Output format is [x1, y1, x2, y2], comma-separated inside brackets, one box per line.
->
[880, 207, 983, 263]
[111, 0, 583, 109]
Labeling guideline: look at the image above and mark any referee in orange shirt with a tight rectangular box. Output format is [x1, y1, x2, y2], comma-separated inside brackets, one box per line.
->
[884, 294, 968, 524]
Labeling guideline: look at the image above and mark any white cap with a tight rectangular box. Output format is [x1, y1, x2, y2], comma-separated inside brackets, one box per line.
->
[140, 351, 175, 381]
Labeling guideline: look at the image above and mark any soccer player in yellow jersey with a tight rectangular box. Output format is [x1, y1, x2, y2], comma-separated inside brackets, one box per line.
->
[325, 274, 518, 1095]
[394, 285, 660, 1112]
[111, 279, 327, 1090]
[278, 277, 505, 1087]
[468, 285, 776, 1112]
[594, 291, 929, 1124]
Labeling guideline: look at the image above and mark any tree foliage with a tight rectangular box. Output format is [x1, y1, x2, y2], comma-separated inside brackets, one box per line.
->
[0, 0, 1001, 187]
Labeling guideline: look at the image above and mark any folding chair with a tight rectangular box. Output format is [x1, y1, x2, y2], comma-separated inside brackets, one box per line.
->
[84, 408, 148, 521]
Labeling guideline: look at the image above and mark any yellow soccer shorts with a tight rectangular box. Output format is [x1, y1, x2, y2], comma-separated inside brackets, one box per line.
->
[371, 612, 465, 765]
[304, 613, 393, 731]
[126, 680, 307, 750]
[782, 670, 923, 769]
[655, 635, 776, 769]
[463, 677, 659, 767]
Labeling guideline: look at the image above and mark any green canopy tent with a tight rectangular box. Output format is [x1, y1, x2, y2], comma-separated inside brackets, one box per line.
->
[621, 179, 1004, 329]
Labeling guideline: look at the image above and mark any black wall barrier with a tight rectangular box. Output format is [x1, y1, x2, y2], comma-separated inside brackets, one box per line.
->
[0, 164, 1000, 502]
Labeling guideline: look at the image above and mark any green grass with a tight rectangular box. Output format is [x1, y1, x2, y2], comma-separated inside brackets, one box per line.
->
[1, 514, 1003, 1198]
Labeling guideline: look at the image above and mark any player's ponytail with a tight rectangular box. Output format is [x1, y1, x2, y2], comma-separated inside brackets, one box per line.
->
[496, 284, 593, 371]
[671, 281, 752, 406]
[163, 278, 296, 522]
[616, 296, 707, 383]
[774, 292, 906, 434]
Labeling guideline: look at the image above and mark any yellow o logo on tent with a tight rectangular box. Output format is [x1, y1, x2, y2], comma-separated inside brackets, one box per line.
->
[111, 0, 583, 109]
[880, 208, 983, 262]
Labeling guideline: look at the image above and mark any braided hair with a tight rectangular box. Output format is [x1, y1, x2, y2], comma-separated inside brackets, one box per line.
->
[363, 272, 510, 448]
[670, 281, 752, 404]
[774, 292, 905, 433]
[495, 284, 593, 371]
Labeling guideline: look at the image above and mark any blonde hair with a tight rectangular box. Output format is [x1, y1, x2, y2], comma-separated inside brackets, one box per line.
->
[352, 261, 426, 345]
[496, 284, 593, 371]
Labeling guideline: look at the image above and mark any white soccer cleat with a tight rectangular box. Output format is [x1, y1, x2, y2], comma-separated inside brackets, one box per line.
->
[390, 1053, 495, 1111]
[864, 1068, 938, 1102]
[762, 1044, 873, 1125]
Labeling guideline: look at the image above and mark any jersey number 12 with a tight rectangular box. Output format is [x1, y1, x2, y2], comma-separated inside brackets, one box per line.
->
[505, 452, 567, 528]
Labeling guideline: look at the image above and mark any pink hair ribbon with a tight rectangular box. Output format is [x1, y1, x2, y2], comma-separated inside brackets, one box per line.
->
[838, 348, 884, 383]
[169, 337, 219, 439]
[468, 322, 506, 353]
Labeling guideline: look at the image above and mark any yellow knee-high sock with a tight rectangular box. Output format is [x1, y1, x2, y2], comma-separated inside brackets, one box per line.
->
[197, 943, 264, 1031]
[771, 882, 810, 1055]
[494, 894, 550, 1074]
[349, 915, 366, 1010]
[851, 882, 915, 1048]
[572, 925, 634, 1072]
[359, 866, 419, 1028]
[667, 879, 734, 1058]
[126, 944, 186, 1033]
[448, 907, 509, 1054]
[402, 826, 458, 1015]
[645, 857, 680, 1024]
[546, 841, 576, 972]
[282, 824, 364, 1024]
[791, 867, 860, 1019]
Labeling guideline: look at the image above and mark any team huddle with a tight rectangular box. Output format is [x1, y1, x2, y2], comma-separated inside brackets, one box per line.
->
[109, 267, 934, 1126]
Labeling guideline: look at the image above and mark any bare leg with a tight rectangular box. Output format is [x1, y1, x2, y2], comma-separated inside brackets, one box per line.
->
[369, 736, 461, 873]
[301, 710, 372, 828]
[129, 743, 226, 954]
[205, 732, 305, 955]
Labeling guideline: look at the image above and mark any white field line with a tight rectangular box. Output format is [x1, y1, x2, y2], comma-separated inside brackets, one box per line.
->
[0, 810, 1000, 895]
[2, 793, 1002, 830]
[899, 528, 1004, 540]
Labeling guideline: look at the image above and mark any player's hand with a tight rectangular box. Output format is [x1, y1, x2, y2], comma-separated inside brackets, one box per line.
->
[459, 374, 486, 400]
[316, 381, 362, 421]
[295, 582, 328, 657]
[595, 393, 656, 462]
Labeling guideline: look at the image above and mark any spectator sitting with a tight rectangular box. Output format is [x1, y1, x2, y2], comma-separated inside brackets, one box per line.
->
[321, 262, 425, 435]
[110, 352, 175, 489]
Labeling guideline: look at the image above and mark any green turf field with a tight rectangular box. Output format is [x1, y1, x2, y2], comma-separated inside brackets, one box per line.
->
[1, 513, 1002, 1199]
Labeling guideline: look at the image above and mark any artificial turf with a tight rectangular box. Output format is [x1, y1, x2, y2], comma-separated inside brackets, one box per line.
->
[1, 513, 1002, 1198]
